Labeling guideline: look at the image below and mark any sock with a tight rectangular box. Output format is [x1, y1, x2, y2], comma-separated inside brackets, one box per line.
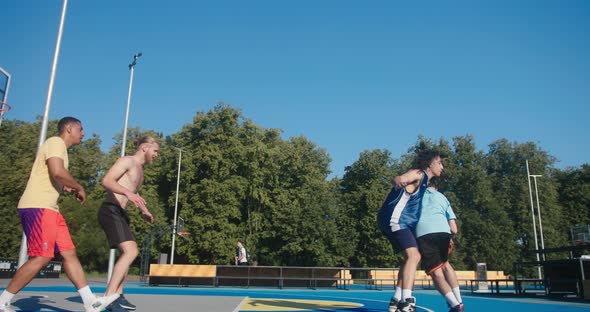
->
[402, 289, 412, 302]
[77, 285, 95, 306]
[394, 287, 402, 301]
[445, 291, 460, 307]
[0, 290, 15, 305]
[452, 286, 462, 303]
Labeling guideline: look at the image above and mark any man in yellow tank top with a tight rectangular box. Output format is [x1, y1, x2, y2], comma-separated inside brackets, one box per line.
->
[0, 117, 119, 312]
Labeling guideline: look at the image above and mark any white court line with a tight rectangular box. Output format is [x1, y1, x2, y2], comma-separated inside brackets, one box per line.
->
[233, 296, 249, 312]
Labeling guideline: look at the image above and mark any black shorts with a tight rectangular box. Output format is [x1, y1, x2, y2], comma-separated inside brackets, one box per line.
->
[381, 228, 418, 254]
[98, 202, 135, 248]
[417, 232, 451, 274]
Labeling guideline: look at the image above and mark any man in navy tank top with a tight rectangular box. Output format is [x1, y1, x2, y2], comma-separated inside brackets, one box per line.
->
[377, 149, 444, 312]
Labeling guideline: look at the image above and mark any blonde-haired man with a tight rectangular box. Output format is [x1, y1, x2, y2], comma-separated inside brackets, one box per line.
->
[98, 136, 158, 311]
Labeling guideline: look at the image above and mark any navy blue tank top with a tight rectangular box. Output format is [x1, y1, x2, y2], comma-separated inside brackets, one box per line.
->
[377, 170, 429, 232]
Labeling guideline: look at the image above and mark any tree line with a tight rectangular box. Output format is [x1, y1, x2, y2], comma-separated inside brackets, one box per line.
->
[0, 103, 588, 275]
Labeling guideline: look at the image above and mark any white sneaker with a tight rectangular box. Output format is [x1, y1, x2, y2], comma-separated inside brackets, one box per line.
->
[85, 294, 120, 312]
[0, 302, 16, 312]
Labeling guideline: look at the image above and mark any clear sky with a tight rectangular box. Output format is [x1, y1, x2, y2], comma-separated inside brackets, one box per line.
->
[2, 0, 589, 177]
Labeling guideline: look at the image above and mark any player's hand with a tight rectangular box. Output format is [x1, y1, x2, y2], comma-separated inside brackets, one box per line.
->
[141, 210, 154, 224]
[127, 192, 147, 209]
[393, 176, 407, 189]
[75, 188, 86, 204]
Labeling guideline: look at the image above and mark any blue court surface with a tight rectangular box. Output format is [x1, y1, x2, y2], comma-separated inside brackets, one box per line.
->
[2, 279, 589, 312]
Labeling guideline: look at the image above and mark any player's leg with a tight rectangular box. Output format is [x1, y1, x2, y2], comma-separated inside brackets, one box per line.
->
[57, 213, 119, 312]
[443, 262, 463, 304]
[106, 241, 138, 296]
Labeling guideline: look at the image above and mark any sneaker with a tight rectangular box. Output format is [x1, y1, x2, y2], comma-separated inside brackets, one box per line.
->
[388, 297, 400, 312]
[116, 295, 136, 311]
[0, 302, 16, 312]
[85, 293, 120, 312]
[449, 303, 465, 312]
[106, 301, 128, 312]
[396, 297, 416, 312]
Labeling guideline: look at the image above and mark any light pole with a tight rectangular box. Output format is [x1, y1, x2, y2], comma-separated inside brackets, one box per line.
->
[18, 0, 69, 268]
[170, 147, 186, 264]
[525, 160, 542, 279]
[531, 174, 545, 260]
[107, 52, 142, 281]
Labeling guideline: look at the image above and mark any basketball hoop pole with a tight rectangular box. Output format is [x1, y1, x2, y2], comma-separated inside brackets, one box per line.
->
[107, 52, 142, 281]
[18, 0, 69, 268]
[170, 147, 186, 265]
[526, 160, 543, 279]
[0, 67, 11, 128]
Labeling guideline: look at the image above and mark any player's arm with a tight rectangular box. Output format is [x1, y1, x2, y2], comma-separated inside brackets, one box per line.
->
[449, 219, 458, 235]
[47, 157, 86, 203]
[392, 169, 422, 189]
[101, 157, 153, 223]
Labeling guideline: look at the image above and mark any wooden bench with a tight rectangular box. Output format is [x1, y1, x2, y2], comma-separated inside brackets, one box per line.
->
[148, 264, 216, 286]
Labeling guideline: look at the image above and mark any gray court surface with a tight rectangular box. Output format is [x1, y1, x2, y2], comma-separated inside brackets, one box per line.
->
[1, 278, 247, 312]
[3, 277, 590, 312]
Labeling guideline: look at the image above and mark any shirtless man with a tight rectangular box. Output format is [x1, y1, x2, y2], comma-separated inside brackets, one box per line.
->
[98, 136, 159, 311]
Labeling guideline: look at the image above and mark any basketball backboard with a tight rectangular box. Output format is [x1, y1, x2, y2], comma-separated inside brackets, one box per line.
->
[0, 66, 11, 127]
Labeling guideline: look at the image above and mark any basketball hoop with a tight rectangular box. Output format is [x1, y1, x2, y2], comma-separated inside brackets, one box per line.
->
[0, 101, 10, 114]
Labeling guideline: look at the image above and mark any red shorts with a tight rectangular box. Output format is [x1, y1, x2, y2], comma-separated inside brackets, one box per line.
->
[18, 208, 75, 257]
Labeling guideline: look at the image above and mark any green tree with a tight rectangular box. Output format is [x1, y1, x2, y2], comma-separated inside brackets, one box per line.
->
[340, 149, 397, 267]
[0, 119, 39, 257]
[554, 164, 590, 245]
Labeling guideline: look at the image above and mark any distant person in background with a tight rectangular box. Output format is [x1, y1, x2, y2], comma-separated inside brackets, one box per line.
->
[0, 117, 119, 312]
[377, 149, 444, 312]
[235, 240, 248, 266]
[415, 179, 464, 312]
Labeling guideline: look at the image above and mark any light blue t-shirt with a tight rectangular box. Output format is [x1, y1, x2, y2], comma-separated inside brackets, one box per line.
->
[415, 188, 457, 237]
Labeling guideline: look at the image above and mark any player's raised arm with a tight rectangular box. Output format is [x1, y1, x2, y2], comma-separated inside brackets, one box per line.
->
[392, 169, 423, 189]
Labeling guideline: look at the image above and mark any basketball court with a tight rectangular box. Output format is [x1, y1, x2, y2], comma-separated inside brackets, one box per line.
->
[2, 277, 588, 312]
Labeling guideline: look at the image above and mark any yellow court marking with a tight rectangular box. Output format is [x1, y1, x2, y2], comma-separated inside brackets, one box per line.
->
[240, 298, 363, 311]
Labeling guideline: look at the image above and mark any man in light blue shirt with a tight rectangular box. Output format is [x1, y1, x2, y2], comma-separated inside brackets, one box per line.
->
[415, 187, 457, 238]
[416, 182, 464, 312]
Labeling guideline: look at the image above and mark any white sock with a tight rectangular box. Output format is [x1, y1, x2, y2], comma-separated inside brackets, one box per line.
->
[445, 291, 460, 307]
[402, 289, 412, 301]
[452, 286, 462, 303]
[394, 287, 402, 301]
[77, 285, 95, 306]
[0, 290, 15, 305]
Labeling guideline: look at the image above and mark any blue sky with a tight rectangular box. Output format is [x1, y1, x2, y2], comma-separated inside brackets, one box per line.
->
[1, 1, 589, 177]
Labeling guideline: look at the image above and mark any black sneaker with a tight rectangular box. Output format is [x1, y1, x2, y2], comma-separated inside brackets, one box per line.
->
[388, 297, 400, 312]
[106, 301, 128, 312]
[117, 295, 137, 311]
[449, 303, 464, 312]
[396, 297, 416, 312]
